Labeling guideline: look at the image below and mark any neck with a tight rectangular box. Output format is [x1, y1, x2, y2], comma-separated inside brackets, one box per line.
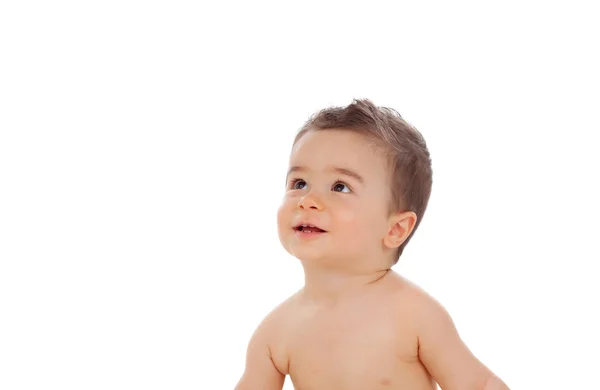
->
[299, 261, 391, 306]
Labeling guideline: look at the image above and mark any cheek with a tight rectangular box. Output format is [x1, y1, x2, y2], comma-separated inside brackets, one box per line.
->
[335, 207, 358, 225]
[276, 205, 288, 245]
[276, 201, 286, 228]
[334, 200, 386, 237]
[333, 205, 366, 238]
[277, 196, 294, 229]
[333, 197, 369, 225]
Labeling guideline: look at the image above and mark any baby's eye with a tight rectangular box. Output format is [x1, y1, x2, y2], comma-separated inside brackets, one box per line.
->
[332, 182, 351, 193]
[290, 178, 307, 190]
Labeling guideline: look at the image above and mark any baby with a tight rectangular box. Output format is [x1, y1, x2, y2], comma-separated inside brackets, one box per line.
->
[234, 99, 509, 390]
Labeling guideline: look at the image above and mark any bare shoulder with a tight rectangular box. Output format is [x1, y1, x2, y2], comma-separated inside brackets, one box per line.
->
[363, 272, 437, 361]
[253, 292, 300, 373]
[386, 273, 501, 389]
[390, 272, 443, 304]
[384, 272, 451, 334]
[234, 292, 300, 390]
[250, 291, 298, 348]
[395, 275, 459, 334]
[256, 294, 295, 330]
[385, 272, 440, 311]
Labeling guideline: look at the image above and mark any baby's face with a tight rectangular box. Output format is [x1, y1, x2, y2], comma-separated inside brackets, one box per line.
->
[277, 130, 392, 267]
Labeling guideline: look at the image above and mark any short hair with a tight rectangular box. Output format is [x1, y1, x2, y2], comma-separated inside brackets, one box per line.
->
[293, 98, 433, 264]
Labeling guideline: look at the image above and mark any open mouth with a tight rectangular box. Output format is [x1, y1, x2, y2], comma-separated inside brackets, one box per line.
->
[294, 224, 327, 233]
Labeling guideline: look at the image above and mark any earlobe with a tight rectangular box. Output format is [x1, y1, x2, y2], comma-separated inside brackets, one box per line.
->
[383, 211, 417, 249]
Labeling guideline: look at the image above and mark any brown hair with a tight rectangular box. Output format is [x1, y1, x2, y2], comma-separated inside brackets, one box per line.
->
[293, 98, 433, 264]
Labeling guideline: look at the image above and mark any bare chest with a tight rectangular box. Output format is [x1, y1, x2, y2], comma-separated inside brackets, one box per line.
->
[279, 306, 434, 390]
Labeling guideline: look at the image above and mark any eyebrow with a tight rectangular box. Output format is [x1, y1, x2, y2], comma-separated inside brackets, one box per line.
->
[286, 165, 365, 184]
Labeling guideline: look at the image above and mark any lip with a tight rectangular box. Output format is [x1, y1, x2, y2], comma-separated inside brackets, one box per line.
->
[294, 229, 326, 239]
[293, 221, 327, 232]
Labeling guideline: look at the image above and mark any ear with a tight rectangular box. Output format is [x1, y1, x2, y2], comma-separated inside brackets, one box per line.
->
[383, 211, 417, 249]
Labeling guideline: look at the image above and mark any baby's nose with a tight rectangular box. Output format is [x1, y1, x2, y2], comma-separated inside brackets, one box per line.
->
[297, 192, 323, 210]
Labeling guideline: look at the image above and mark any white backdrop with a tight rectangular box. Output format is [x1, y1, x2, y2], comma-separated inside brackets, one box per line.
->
[1, 1, 599, 389]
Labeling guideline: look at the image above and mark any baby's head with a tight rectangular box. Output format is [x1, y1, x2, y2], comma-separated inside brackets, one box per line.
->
[277, 98, 432, 270]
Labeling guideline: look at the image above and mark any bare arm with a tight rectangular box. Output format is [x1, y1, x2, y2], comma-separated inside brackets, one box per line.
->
[483, 374, 510, 390]
[414, 293, 509, 390]
[234, 313, 285, 390]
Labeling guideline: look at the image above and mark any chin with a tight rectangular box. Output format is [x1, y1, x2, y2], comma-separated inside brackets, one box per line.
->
[292, 251, 327, 263]
[284, 244, 328, 263]
[291, 247, 350, 267]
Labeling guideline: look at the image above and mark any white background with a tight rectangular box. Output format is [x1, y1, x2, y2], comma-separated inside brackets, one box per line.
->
[1, 1, 599, 389]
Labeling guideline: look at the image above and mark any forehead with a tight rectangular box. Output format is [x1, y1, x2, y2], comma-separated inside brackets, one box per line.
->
[290, 130, 388, 176]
